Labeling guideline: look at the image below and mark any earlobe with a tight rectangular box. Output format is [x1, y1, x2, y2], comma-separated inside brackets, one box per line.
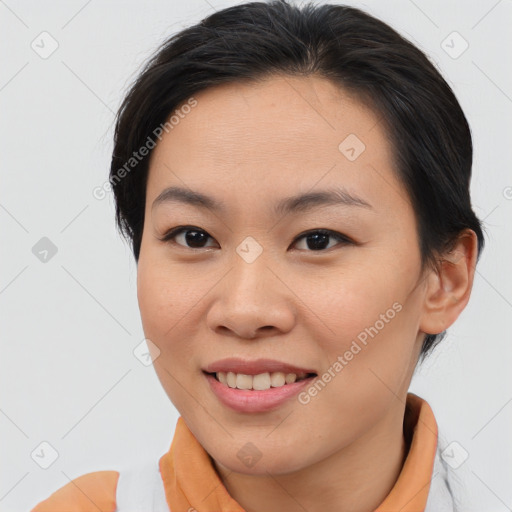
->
[419, 230, 478, 335]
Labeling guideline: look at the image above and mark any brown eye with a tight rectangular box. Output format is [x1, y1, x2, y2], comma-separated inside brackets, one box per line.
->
[159, 226, 353, 252]
[293, 229, 353, 251]
[160, 226, 217, 249]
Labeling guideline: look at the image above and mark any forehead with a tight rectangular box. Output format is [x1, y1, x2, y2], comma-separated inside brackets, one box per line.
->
[146, 74, 410, 217]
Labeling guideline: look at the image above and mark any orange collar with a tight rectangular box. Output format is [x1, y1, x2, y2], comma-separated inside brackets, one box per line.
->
[376, 393, 438, 511]
[159, 392, 438, 512]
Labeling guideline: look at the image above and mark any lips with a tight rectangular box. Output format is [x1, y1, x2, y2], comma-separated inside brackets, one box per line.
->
[202, 357, 317, 376]
[204, 371, 317, 413]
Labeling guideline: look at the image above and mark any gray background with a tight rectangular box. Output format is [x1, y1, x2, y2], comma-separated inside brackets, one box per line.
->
[1, 0, 511, 510]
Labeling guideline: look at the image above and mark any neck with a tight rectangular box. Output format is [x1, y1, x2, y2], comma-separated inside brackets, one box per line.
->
[213, 400, 407, 512]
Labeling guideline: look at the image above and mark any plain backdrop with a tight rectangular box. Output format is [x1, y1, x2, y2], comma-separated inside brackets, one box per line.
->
[1, 0, 511, 510]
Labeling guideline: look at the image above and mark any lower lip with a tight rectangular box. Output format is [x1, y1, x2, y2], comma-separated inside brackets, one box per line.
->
[203, 372, 316, 413]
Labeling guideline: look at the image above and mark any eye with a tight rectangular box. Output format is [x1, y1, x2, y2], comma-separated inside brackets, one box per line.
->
[292, 229, 353, 252]
[159, 226, 353, 252]
[158, 226, 218, 249]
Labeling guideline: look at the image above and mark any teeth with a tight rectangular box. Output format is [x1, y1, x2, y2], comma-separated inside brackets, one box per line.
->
[215, 371, 310, 390]
[253, 373, 271, 390]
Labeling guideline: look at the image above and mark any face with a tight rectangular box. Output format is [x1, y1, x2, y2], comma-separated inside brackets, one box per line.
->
[137, 75, 429, 475]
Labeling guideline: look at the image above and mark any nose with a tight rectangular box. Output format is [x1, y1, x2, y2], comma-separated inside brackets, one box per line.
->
[206, 254, 296, 340]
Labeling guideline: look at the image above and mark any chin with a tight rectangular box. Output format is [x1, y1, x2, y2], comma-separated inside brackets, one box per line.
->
[213, 447, 312, 477]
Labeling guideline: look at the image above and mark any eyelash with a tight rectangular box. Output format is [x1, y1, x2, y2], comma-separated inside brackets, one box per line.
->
[158, 225, 354, 252]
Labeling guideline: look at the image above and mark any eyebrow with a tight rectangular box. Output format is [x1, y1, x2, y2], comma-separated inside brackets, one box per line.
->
[152, 185, 373, 216]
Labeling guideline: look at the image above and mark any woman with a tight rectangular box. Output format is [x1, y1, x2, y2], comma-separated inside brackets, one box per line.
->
[31, 1, 485, 510]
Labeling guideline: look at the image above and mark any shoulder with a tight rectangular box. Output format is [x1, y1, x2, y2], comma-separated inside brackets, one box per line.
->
[30, 459, 168, 512]
[30, 470, 119, 512]
[425, 434, 475, 512]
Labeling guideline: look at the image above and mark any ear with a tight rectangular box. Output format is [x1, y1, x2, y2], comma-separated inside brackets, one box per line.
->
[419, 229, 479, 335]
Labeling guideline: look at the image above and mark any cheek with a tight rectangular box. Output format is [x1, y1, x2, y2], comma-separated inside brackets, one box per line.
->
[309, 261, 418, 391]
[137, 265, 172, 336]
[136, 254, 203, 408]
[312, 266, 400, 341]
[136, 249, 224, 373]
[136, 254, 195, 346]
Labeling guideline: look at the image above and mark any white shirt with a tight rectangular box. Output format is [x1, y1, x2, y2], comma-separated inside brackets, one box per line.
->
[115, 443, 466, 512]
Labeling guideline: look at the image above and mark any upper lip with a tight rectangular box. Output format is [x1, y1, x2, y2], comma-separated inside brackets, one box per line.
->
[203, 358, 317, 376]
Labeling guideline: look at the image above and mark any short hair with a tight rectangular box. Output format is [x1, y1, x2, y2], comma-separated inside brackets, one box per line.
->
[110, 0, 486, 360]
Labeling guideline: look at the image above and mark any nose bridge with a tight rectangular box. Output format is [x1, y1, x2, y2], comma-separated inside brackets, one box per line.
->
[229, 239, 274, 302]
[206, 238, 295, 338]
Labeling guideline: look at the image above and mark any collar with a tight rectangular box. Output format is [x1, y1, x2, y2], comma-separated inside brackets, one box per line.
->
[159, 392, 438, 512]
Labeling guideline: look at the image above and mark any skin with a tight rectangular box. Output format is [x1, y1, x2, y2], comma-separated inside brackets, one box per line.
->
[136, 74, 478, 512]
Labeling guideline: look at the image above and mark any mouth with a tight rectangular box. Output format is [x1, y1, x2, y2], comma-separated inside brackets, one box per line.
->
[202, 369, 318, 413]
[203, 370, 317, 391]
